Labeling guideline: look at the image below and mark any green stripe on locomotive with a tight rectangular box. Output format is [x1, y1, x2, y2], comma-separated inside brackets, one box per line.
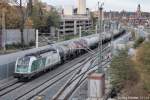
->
[31, 58, 46, 72]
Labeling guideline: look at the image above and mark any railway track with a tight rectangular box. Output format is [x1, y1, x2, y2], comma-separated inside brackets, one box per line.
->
[0, 78, 18, 92]
[21, 54, 98, 100]
[0, 77, 14, 85]
[51, 44, 112, 100]
[0, 47, 92, 95]
[65, 59, 111, 100]
[15, 48, 101, 100]
[23, 45, 110, 100]
[0, 31, 126, 100]
[0, 45, 103, 100]
[0, 82, 25, 97]
[0, 44, 110, 100]
[52, 56, 97, 100]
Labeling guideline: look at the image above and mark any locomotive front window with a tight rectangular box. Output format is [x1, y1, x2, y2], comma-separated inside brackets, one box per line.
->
[17, 57, 30, 65]
[16, 57, 30, 73]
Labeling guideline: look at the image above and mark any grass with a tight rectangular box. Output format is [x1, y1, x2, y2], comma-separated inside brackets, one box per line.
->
[109, 44, 150, 96]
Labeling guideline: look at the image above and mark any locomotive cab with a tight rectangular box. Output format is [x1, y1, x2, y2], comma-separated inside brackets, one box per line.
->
[14, 56, 36, 78]
[14, 49, 61, 79]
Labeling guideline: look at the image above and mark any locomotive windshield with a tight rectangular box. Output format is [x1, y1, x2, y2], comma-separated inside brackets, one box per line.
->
[16, 57, 30, 73]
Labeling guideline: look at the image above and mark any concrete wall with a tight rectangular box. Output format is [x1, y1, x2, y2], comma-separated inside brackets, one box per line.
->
[1, 29, 35, 46]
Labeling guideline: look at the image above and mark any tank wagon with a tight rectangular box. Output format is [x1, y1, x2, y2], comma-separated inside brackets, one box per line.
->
[14, 30, 126, 79]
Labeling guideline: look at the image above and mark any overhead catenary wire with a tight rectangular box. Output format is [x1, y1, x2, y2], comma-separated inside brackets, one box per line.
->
[63, 57, 112, 100]
[52, 53, 97, 100]
[52, 44, 111, 100]
[52, 43, 101, 100]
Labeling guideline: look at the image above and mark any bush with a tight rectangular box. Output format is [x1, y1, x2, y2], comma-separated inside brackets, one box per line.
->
[133, 37, 145, 48]
[64, 35, 79, 40]
[6, 43, 22, 49]
[29, 40, 35, 46]
[5, 41, 35, 50]
[82, 31, 93, 36]
[109, 50, 138, 91]
[136, 42, 150, 92]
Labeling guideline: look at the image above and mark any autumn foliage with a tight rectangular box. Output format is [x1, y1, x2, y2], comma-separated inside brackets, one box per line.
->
[136, 42, 150, 93]
[0, 2, 21, 29]
[110, 41, 150, 96]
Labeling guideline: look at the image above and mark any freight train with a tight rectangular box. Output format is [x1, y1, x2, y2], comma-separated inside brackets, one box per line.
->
[14, 30, 126, 79]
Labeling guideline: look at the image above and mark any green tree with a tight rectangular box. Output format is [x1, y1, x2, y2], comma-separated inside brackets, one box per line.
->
[31, 3, 60, 30]
[109, 50, 138, 91]
[31, 2, 47, 29]
[47, 9, 61, 28]
[137, 42, 150, 92]
[133, 37, 145, 48]
[90, 12, 97, 26]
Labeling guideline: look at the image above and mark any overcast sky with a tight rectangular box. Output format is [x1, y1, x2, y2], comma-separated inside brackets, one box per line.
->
[42, 0, 150, 12]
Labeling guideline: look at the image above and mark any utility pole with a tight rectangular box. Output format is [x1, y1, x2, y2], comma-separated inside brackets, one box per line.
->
[63, 20, 66, 40]
[36, 30, 39, 48]
[95, 25, 98, 34]
[98, 2, 104, 73]
[57, 29, 60, 41]
[109, 11, 114, 56]
[79, 26, 82, 38]
[2, 9, 6, 51]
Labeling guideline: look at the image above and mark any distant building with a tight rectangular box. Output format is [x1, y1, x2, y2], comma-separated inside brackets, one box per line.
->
[63, 6, 73, 15]
[128, 4, 148, 26]
[42, 2, 53, 12]
[58, 15, 92, 35]
[55, 0, 92, 35]
[91, 4, 150, 27]
[77, 0, 86, 15]
[136, 4, 142, 18]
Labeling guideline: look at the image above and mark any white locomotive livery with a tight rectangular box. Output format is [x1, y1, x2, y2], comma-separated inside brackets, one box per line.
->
[15, 49, 61, 79]
[14, 30, 126, 79]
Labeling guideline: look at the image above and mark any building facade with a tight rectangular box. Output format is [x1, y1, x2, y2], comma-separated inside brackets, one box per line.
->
[59, 15, 92, 35]
[56, 0, 92, 35]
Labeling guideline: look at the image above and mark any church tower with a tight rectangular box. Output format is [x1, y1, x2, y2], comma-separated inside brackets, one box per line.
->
[136, 4, 141, 18]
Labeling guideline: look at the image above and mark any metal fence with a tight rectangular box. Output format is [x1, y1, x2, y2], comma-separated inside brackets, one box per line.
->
[0, 62, 15, 80]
